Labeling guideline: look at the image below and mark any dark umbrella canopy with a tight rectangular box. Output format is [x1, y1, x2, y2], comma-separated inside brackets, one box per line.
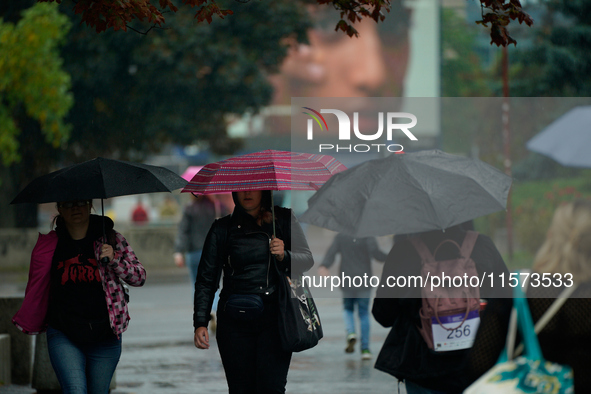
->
[11, 157, 187, 204]
[526, 106, 591, 168]
[300, 150, 512, 238]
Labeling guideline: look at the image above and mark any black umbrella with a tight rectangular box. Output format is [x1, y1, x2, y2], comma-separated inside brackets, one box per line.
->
[11, 157, 187, 204]
[300, 150, 512, 237]
[11, 157, 187, 261]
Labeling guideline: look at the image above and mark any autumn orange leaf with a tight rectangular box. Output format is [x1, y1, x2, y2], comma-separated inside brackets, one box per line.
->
[38, 0, 532, 46]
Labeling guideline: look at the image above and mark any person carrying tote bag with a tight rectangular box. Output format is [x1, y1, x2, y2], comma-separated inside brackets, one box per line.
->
[465, 200, 591, 393]
[275, 263, 323, 353]
[464, 277, 575, 393]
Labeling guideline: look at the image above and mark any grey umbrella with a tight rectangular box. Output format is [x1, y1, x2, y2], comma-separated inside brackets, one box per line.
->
[526, 106, 591, 168]
[300, 150, 512, 238]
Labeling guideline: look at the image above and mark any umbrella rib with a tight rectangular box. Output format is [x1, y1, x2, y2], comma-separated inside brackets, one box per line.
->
[181, 150, 346, 194]
[405, 159, 508, 229]
[401, 160, 444, 230]
[418, 160, 509, 206]
[97, 158, 110, 199]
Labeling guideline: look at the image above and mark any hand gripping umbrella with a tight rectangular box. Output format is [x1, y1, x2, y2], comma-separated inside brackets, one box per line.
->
[181, 149, 347, 236]
[11, 157, 188, 262]
[300, 149, 513, 238]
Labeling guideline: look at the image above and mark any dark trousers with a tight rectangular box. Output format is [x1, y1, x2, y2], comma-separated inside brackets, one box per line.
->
[216, 294, 292, 394]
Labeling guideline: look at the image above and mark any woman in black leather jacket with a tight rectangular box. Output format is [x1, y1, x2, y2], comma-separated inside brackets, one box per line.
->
[193, 190, 314, 393]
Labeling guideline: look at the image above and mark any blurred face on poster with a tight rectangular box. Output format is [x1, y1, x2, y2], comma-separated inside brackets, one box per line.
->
[269, 1, 412, 101]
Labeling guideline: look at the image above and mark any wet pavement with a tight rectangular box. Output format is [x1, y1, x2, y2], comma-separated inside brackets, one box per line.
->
[1, 269, 407, 394]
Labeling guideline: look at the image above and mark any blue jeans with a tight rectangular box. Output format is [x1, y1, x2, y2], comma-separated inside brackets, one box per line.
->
[342, 290, 371, 351]
[187, 250, 219, 311]
[46, 326, 121, 394]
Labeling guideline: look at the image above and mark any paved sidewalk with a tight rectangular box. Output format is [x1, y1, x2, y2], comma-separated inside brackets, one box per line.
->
[1, 269, 406, 394]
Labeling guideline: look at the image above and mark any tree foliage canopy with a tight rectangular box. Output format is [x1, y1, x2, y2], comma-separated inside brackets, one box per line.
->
[43, 0, 533, 46]
[59, 0, 310, 162]
[476, 0, 534, 46]
[511, 0, 591, 96]
[0, 0, 309, 227]
[0, 2, 72, 166]
[441, 8, 493, 98]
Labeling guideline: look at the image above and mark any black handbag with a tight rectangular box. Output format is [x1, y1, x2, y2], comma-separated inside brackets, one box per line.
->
[224, 294, 265, 321]
[276, 269, 323, 352]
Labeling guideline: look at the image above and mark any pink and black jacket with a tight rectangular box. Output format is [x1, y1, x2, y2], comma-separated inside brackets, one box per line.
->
[13, 224, 146, 338]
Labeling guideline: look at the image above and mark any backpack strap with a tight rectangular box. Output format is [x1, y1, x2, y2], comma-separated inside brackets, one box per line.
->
[459, 230, 479, 259]
[433, 239, 462, 260]
[409, 236, 436, 264]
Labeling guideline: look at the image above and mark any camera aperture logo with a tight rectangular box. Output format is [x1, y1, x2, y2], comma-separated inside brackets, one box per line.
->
[303, 107, 418, 154]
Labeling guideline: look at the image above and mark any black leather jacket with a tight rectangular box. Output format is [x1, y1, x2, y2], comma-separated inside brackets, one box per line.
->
[193, 206, 313, 328]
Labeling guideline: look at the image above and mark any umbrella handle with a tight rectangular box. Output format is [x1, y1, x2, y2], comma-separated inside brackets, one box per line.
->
[100, 198, 110, 264]
[100, 233, 111, 264]
[271, 191, 276, 238]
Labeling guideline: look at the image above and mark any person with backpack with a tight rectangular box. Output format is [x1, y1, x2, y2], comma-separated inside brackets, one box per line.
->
[372, 223, 509, 394]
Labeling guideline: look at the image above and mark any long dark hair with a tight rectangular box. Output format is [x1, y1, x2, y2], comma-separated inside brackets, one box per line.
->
[232, 190, 273, 223]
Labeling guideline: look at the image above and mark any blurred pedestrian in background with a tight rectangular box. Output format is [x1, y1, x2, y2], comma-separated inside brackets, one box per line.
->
[13, 199, 146, 393]
[193, 190, 314, 393]
[131, 197, 149, 225]
[318, 233, 387, 359]
[174, 194, 219, 326]
[159, 195, 180, 221]
[466, 199, 591, 392]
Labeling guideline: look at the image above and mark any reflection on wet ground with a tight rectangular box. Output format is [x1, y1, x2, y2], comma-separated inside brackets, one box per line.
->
[2, 272, 406, 394]
[113, 280, 404, 394]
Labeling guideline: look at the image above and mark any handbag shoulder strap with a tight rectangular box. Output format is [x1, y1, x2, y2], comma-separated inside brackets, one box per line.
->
[505, 306, 518, 361]
[513, 283, 578, 357]
[506, 268, 531, 360]
[533, 284, 578, 333]
[513, 281, 543, 360]
[217, 215, 231, 263]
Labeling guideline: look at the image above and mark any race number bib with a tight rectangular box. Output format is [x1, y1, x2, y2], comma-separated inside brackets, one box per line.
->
[432, 310, 480, 352]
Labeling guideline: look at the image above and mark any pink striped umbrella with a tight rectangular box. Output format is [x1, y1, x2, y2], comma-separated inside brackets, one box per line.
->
[181, 150, 347, 236]
[182, 150, 347, 195]
[180, 166, 203, 181]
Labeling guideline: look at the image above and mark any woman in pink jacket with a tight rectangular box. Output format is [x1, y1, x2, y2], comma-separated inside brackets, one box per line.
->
[13, 199, 146, 394]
